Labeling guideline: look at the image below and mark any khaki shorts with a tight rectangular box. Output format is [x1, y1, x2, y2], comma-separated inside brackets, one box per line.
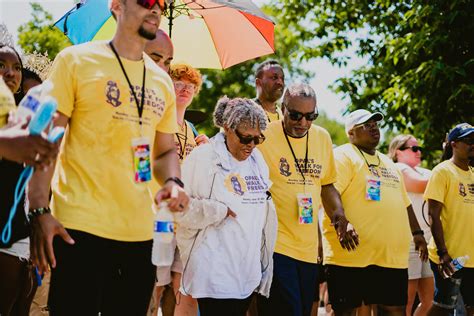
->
[156, 246, 183, 286]
[408, 243, 433, 280]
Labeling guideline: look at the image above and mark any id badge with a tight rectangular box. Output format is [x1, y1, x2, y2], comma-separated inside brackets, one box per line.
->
[297, 193, 314, 224]
[365, 176, 381, 201]
[132, 137, 152, 183]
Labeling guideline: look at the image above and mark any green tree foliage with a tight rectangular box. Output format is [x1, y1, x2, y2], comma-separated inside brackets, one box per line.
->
[17, 3, 71, 59]
[274, 0, 474, 166]
[316, 113, 347, 146]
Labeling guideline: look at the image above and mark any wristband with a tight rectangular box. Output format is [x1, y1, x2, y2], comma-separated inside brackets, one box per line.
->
[28, 207, 51, 221]
[412, 230, 424, 236]
[164, 177, 184, 188]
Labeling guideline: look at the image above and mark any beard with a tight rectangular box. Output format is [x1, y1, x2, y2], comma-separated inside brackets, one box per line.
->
[138, 26, 156, 40]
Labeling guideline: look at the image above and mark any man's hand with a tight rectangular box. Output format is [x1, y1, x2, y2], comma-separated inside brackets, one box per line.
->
[438, 252, 455, 278]
[30, 213, 74, 274]
[333, 215, 359, 251]
[0, 127, 59, 169]
[154, 182, 189, 212]
[414, 234, 428, 261]
[195, 134, 209, 146]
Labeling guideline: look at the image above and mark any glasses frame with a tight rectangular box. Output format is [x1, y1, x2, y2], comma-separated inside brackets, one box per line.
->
[457, 137, 474, 145]
[286, 108, 319, 122]
[234, 129, 266, 145]
[137, 0, 166, 11]
[400, 145, 423, 153]
[354, 121, 381, 131]
[174, 81, 196, 92]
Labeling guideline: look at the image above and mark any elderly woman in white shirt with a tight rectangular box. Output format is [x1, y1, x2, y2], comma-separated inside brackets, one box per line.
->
[176, 97, 277, 316]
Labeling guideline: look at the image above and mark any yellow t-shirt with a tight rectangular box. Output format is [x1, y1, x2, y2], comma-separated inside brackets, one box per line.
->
[265, 107, 283, 123]
[424, 161, 474, 267]
[175, 121, 197, 162]
[48, 41, 178, 241]
[322, 144, 412, 269]
[0, 76, 15, 128]
[258, 121, 337, 263]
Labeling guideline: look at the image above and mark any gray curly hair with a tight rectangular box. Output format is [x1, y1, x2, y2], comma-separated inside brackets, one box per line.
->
[213, 96, 268, 131]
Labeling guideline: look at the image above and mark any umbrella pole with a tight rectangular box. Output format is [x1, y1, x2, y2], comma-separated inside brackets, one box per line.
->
[168, 0, 174, 38]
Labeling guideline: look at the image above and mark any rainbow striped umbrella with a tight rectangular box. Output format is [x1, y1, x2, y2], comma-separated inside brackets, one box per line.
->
[55, 0, 275, 69]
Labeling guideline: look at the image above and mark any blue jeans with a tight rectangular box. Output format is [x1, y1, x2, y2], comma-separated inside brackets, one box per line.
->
[258, 253, 319, 316]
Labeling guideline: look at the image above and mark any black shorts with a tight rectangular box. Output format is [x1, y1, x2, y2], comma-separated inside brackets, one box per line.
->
[325, 264, 408, 311]
[48, 229, 155, 316]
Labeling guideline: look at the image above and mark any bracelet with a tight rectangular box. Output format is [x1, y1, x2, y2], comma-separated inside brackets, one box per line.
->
[28, 207, 51, 221]
[412, 230, 424, 236]
[164, 177, 184, 188]
[437, 248, 448, 257]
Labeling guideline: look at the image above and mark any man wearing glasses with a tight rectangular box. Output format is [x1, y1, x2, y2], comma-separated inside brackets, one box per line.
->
[27, 0, 188, 314]
[257, 83, 358, 316]
[321, 109, 428, 316]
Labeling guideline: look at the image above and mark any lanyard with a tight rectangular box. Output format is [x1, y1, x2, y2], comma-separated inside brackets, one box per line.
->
[356, 146, 381, 171]
[109, 42, 146, 127]
[254, 98, 279, 122]
[176, 121, 188, 160]
[282, 122, 309, 181]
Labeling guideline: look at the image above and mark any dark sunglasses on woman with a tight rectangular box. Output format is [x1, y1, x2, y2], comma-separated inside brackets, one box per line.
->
[235, 130, 266, 145]
[400, 145, 423, 153]
[137, 0, 166, 11]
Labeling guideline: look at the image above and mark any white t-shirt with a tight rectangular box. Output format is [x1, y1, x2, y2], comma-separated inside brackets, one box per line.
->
[396, 162, 432, 238]
[181, 136, 270, 299]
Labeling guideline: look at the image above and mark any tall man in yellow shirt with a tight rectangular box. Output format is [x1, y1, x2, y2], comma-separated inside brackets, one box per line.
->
[27, 0, 189, 314]
[254, 60, 285, 122]
[258, 83, 358, 316]
[322, 109, 428, 316]
[425, 123, 474, 316]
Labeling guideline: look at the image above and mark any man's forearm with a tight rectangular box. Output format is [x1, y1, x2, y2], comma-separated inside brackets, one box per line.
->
[153, 148, 181, 186]
[431, 217, 448, 253]
[406, 204, 422, 233]
[321, 184, 345, 222]
[28, 167, 56, 209]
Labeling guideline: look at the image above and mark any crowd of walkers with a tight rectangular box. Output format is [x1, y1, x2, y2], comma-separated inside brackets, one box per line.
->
[0, 1, 472, 316]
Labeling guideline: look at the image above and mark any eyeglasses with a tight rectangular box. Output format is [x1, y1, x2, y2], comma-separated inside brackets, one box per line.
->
[354, 121, 381, 130]
[235, 129, 266, 145]
[286, 109, 319, 122]
[458, 138, 474, 145]
[174, 81, 195, 92]
[137, 0, 166, 11]
[400, 146, 423, 153]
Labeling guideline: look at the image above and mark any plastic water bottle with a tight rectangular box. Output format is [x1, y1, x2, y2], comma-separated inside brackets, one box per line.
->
[151, 202, 175, 267]
[443, 255, 470, 278]
[16, 81, 53, 119]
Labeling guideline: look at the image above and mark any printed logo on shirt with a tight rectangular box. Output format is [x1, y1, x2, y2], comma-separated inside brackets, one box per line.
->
[468, 183, 474, 195]
[105, 80, 122, 107]
[279, 157, 292, 177]
[459, 183, 467, 197]
[225, 173, 247, 196]
[372, 166, 401, 188]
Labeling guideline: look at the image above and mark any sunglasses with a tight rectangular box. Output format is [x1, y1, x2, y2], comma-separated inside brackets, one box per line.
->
[400, 145, 423, 153]
[174, 81, 195, 92]
[137, 0, 166, 11]
[235, 129, 266, 145]
[354, 121, 381, 131]
[286, 109, 319, 122]
[458, 138, 474, 145]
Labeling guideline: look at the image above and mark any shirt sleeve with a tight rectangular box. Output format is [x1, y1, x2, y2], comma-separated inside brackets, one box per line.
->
[424, 167, 447, 203]
[321, 130, 337, 186]
[47, 50, 75, 118]
[398, 169, 412, 208]
[333, 149, 353, 194]
[155, 79, 178, 134]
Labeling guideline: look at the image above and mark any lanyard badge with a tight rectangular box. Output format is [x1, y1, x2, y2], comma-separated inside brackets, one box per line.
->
[365, 176, 381, 201]
[297, 193, 314, 224]
[132, 137, 152, 183]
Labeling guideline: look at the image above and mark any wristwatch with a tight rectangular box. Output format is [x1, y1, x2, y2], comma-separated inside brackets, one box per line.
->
[28, 207, 51, 221]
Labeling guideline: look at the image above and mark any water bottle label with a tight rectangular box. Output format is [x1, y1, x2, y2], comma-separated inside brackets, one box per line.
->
[24, 96, 40, 112]
[154, 221, 174, 233]
[453, 259, 463, 270]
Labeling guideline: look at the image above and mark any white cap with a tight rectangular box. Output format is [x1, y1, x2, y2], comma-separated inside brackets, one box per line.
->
[344, 109, 384, 134]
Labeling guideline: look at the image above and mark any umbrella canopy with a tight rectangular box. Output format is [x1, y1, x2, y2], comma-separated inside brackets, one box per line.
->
[55, 0, 275, 69]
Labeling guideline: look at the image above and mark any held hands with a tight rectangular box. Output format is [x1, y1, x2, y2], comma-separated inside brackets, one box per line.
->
[155, 182, 189, 212]
[30, 213, 74, 275]
[195, 134, 209, 146]
[413, 234, 428, 262]
[333, 215, 359, 251]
